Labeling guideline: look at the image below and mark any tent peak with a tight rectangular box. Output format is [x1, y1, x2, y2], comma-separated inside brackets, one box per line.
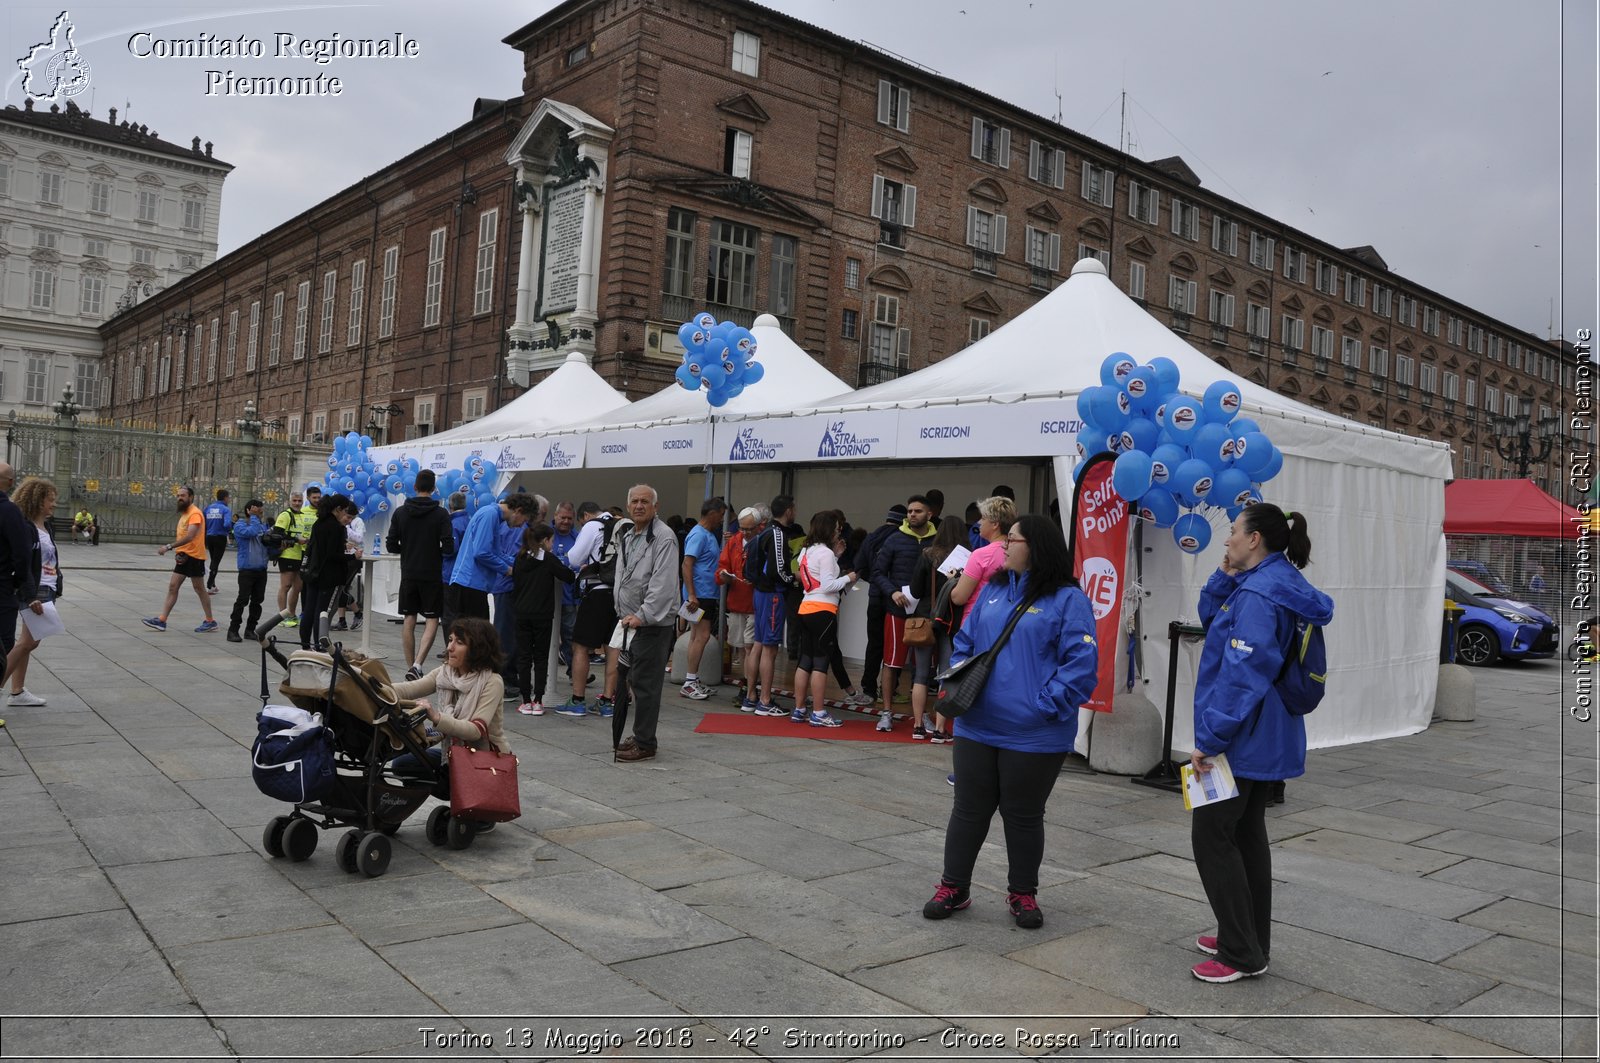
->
[754, 313, 780, 328]
[1070, 257, 1109, 278]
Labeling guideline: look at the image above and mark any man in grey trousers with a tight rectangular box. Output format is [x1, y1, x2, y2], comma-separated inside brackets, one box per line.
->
[612, 484, 681, 763]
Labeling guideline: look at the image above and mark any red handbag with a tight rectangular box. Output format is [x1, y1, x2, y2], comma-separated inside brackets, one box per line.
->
[447, 745, 521, 822]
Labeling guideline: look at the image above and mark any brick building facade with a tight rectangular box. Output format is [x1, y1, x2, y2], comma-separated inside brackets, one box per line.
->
[100, 0, 1576, 494]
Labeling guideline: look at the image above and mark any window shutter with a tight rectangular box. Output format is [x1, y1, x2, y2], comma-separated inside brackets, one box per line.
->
[1186, 280, 1197, 312]
[993, 214, 1007, 255]
[1052, 149, 1066, 189]
[871, 175, 885, 220]
[897, 327, 911, 361]
[997, 128, 1010, 168]
[971, 117, 984, 160]
[902, 184, 917, 228]
[966, 205, 978, 246]
[877, 80, 891, 125]
[896, 88, 910, 132]
[1049, 233, 1061, 272]
[1028, 140, 1041, 181]
[1081, 164, 1092, 199]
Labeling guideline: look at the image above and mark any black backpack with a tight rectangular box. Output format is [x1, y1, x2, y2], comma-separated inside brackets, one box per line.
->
[744, 526, 784, 590]
[580, 515, 620, 587]
[262, 526, 289, 561]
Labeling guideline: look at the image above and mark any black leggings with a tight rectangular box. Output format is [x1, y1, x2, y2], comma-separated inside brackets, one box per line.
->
[942, 736, 1068, 894]
[1191, 777, 1274, 972]
[515, 616, 554, 702]
[795, 610, 839, 673]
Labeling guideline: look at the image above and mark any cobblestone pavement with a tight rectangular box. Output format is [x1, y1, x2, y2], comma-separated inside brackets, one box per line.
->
[0, 543, 1594, 1060]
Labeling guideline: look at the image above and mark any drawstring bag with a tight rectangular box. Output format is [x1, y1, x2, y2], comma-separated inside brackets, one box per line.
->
[251, 704, 336, 804]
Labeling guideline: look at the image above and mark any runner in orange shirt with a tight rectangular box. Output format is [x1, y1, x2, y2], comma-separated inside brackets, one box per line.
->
[141, 486, 218, 633]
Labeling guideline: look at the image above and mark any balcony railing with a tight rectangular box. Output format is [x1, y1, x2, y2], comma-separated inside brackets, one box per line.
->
[1313, 357, 1331, 377]
[879, 222, 905, 249]
[857, 359, 909, 388]
[1030, 266, 1054, 290]
[660, 295, 786, 333]
[1420, 392, 1433, 407]
[1170, 311, 1191, 334]
[1342, 365, 1358, 385]
[1370, 378, 1386, 394]
[972, 249, 996, 274]
[1282, 348, 1300, 367]
[1248, 336, 1268, 357]
[1209, 324, 1230, 346]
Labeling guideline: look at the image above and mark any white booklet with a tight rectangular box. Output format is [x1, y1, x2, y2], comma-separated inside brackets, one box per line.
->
[1181, 753, 1240, 810]
[20, 601, 65, 640]
[937, 545, 972, 577]
[677, 601, 705, 623]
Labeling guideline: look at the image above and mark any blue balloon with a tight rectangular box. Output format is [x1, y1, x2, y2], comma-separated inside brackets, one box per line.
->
[743, 361, 765, 385]
[1150, 443, 1185, 487]
[699, 362, 727, 389]
[1256, 447, 1285, 482]
[1173, 513, 1212, 554]
[1120, 416, 1160, 455]
[706, 387, 731, 408]
[675, 365, 699, 391]
[678, 321, 707, 351]
[1100, 352, 1138, 388]
[481, 462, 497, 481]
[1164, 397, 1203, 443]
[359, 435, 373, 450]
[1153, 391, 1182, 429]
[1123, 366, 1160, 416]
[1147, 356, 1181, 396]
[1229, 418, 1261, 440]
[1209, 468, 1253, 509]
[327, 453, 341, 469]
[1235, 432, 1274, 475]
[1076, 386, 1107, 429]
[1138, 488, 1179, 528]
[1203, 379, 1244, 424]
[694, 311, 716, 331]
[1170, 458, 1215, 507]
[342, 478, 357, 494]
[1112, 450, 1154, 501]
[1075, 428, 1107, 462]
[375, 498, 391, 514]
[1191, 423, 1233, 467]
[723, 381, 745, 400]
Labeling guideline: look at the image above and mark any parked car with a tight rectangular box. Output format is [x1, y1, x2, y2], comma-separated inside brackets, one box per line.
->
[1445, 570, 1559, 665]
[1448, 560, 1512, 596]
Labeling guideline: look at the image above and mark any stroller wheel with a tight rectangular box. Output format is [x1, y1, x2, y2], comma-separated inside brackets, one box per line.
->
[356, 831, 392, 877]
[446, 812, 476, 851]
[262, 816, 292, 858]
[282, 817, 318, 862]
[335, 829, 362, 874]
[426, 806, 450, 846]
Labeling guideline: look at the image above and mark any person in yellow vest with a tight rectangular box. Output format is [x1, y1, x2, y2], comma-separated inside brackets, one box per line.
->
[72, 508, 99, 545]
[273, 486, 320, 629]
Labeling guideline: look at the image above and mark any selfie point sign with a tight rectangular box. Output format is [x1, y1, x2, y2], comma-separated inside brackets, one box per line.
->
[1075, 460, 1128, 713]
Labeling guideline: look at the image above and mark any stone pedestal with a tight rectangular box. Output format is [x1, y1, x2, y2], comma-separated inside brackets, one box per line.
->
[1433, 663, 1477, 722]
[1087, 691, 1164, 775]
[670, 634, 722, 687]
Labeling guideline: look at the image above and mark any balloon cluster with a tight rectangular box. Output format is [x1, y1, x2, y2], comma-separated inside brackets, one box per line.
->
[1075, 353, 1284, 555]
[673, 312, 766, 408]
[322, 433, 502, 522]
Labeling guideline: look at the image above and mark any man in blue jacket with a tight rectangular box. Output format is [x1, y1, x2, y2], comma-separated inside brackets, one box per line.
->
[448, 494, 536, 621]
[225, 499, 268, 642]
[203, 488, 233, 594]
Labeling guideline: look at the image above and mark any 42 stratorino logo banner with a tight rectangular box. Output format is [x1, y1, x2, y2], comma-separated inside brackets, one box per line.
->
[711, 410, 899, 464]
[896, 399, 1081, 459]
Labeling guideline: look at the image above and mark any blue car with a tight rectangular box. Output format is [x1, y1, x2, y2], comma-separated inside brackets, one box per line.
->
[1446, 570, 1559, 666]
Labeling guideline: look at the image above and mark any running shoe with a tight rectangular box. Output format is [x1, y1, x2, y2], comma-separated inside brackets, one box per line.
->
[596, 696, 614, 719]
[739, 697, 759, 713]
[875, 710, 893, 733]
[807, 710, 843, 728]
[554, 698, 588, 718]
[754, 702, 786, 717]
[922, 880, 971, 919]
[517, 700, 544, 716]
[843, 690, 877, 708]
[681, 679, 712, 700]
[912, 724, 927, 740]
[789, 705, 809, 723]
[195, 620, 219, 633]
[140, 617, 167, 631]
[1007, 891, 1044, 929]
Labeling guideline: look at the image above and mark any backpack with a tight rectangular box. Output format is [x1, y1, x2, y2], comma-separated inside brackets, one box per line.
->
[797, 547, 820, 593]
[1275, 617, 1327, 716]
[262, 526, 289, 561]
[580, 515, 620, 587]
[931, 574, 963, 637]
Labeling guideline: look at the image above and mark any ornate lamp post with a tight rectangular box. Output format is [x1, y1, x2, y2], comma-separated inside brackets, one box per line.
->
[367, 402, 403, 445]
[51, 383, 81, 524]
[236, 399, 263, 501]
[1491, 397, 1561, 479]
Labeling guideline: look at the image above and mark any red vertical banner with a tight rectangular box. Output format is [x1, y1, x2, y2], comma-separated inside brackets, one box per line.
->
[1073, 459, 1129, 713]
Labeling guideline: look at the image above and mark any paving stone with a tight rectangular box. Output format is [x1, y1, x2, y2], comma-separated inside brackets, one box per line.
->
[1458, 897, 1600, 956]
[0, 1011, 225, 1060]
[1265, 880, 1494, 962]
[738, 789, 931, 842]
[856, 826, 1087, 892]
[1226, 989, 1521, 1061]
[556, 823, 763, 889]
[73, 808, 251, 866]
[0, 790, 75, 850]
[106, 852, 334, 947]
[1261, 925, 1496, 1014]
[483, 866, 742, 963]
[614, 795, 749, 825]
[0, 909, 193, 1012]
[1362, 797, 1571, 842]
[20, 740, 165, 784]
[1091, 852, 1210, 903]
[176, 776, 288, 829]
[1436, 981, 1572, 1058]
[1441, 933, 1598, 1003]
[1276, 804, 1451, 843]
[1277, 827, 1468, 875]
[307, 868, 527, 947]
[1093, 819, 1195, 859]
[1413, 827, 1570, 877]
[1427, 857, 1597, 914]
[1036, 875, 1216, 943]
[44, 773, 202, 819]
[1007, 924, 1314, 1020]
[0, 840, 121, 924]
[1269, 847, 1497, 917]
[673, 812, 896, 881]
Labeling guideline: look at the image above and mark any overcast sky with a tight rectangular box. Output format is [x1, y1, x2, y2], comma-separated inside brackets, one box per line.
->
[6, 0, 1593, 343]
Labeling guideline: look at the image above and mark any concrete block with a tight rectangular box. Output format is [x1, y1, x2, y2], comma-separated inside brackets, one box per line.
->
[1087, 691, 1164, 775]
[1433, 662, 1476, 721]
[669, 633, 721, 685]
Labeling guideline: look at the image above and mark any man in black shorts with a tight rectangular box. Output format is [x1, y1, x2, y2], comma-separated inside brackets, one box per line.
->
[557, 508, 618, 717]
[386, 470, 455, 681]
[141, 485, 219, 632]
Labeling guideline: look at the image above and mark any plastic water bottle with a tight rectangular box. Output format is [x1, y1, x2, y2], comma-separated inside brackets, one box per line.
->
[372, 533, 382, 555]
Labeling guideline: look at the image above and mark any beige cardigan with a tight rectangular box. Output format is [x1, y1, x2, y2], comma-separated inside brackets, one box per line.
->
[392, 666, 510, 755]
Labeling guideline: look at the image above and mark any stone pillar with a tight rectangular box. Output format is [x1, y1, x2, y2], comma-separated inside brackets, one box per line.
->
[564, 174, 604, 362]
[505, 167, 544, 387]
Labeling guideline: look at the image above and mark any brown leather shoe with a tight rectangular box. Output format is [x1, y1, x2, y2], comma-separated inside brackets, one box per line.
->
[614, 736, 637, 753]
[613, 744, 656, 763]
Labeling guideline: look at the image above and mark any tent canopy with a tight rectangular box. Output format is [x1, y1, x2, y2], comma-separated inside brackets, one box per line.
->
[1444, 478, 1578, 538]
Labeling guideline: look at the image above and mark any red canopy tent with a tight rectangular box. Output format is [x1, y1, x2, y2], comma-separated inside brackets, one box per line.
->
[1443, 478, 1578, 538]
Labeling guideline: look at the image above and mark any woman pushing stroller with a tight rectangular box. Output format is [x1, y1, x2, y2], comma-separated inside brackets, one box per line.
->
[389, 616, 510, 832]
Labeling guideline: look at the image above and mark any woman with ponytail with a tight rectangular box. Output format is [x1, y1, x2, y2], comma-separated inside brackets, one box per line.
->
[1188, 502, 1332, 983]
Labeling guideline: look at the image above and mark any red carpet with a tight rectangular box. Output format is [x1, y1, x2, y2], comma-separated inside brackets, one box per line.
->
[694, 709, 921, 743]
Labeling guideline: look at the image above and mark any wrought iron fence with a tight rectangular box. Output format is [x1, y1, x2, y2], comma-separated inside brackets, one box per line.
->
[5, 412, 317, 542]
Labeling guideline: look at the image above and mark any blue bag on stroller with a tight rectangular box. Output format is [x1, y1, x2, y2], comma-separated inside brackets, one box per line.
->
[252, 704, 336, 804]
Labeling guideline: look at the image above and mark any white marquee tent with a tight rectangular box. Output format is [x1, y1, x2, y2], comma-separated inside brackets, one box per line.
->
[723, 259, 1455, 751]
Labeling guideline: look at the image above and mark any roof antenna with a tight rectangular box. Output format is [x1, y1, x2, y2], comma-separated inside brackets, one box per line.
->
[1053, 58, 1062, 124]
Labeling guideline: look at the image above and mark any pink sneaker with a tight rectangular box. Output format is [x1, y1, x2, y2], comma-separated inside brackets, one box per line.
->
[1191, 958, 1266, 983]
[517, 700, 544, 716]
[1196, 934, 1219, 955]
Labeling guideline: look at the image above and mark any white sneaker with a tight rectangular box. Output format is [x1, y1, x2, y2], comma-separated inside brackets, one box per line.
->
[681, 680, 711, 701]
[875, 710, 893, 733]
[7, 689, 45, 707]
[844, 690, 876, 708]
[517, 700, 544, 716]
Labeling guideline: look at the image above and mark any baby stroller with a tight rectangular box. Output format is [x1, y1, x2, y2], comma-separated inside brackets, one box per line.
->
[251, 612, 439, 877]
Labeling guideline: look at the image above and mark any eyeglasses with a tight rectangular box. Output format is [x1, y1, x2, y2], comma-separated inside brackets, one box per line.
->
[1004, 536, 1028, 545]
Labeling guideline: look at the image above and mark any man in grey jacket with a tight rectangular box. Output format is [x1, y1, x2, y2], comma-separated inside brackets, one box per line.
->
[612, 484, 681, 763]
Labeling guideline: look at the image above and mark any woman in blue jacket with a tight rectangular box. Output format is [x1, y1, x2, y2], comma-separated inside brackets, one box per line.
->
[922, 514, 1099, 929]
[1189, 502, 1333, 983]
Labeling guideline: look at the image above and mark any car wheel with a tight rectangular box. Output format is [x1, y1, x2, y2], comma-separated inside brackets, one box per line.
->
[1456, 624, 1501, 666]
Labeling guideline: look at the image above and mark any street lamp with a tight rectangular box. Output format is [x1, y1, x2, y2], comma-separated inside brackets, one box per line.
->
[368, 402, 403, 444]
[235, 398, 262, 440]
[53, 382, 80, 424]
[1492, 396, 1561, 478]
